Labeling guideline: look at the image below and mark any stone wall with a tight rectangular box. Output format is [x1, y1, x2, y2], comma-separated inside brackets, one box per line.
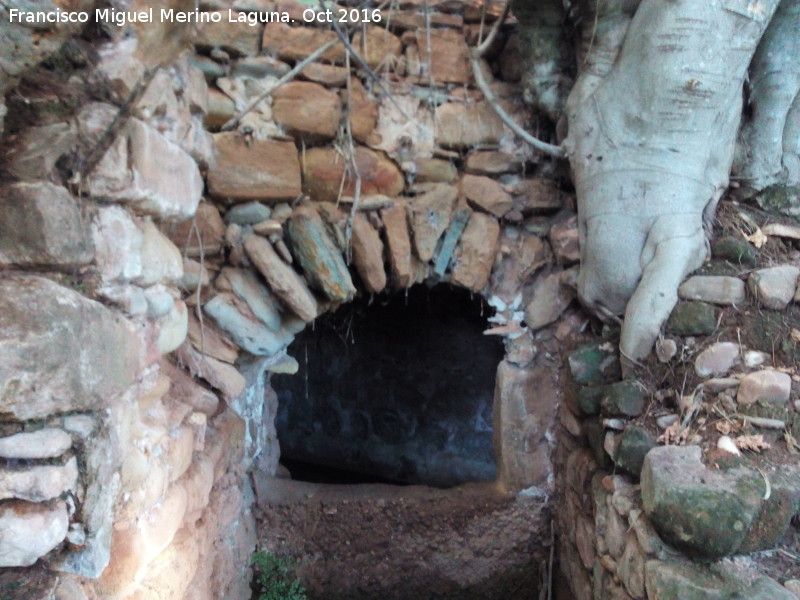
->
[0, 0, 575, 597]
[4, 1, 797, 599]
[0, 5, 254, 597]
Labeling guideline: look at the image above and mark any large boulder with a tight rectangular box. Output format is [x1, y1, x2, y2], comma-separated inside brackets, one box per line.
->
[82, 115, 204, 222]
[641, 446, 763, 560]
[0, 276, 142, 420]
[0, 182, 93, 268]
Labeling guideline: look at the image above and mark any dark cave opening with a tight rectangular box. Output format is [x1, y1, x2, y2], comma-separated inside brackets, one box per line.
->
[272, 284, 506, 488]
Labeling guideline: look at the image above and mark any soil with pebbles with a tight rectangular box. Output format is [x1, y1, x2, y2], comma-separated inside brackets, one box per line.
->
[628, 197, 800, 585]
[252, 478, 552, 600]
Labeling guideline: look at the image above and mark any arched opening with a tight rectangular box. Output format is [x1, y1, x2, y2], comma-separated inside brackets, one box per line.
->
[271, 283, 505, 488]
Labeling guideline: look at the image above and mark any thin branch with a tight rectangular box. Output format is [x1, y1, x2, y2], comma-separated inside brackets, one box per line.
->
[423, 0, 434, 90]
[75, 66, 160, 183]
[469, 51, 566, 159]
[221, 38, 339, 132]
[474, 0, 511, 58]
[342, 52, 362, 262]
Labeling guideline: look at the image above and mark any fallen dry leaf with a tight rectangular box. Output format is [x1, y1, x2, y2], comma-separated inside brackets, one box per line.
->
[716, 421, 732, 435]
[791, 329, 800, 343]
[658, 421, 690, 446]
[746, 227, 768, 248]
[734, 434, 771, 452]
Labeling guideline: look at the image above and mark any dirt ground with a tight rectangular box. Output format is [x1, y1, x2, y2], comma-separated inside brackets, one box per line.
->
[628, 197, 800, 583]
[252, 477, 553, 600]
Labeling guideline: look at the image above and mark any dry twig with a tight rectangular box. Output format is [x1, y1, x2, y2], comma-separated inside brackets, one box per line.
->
[469, 53, 566, 159]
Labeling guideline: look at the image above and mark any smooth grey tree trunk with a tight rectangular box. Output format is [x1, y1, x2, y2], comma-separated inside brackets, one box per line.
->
[735, 0, 800, 194]
[520, 0, 788, 365]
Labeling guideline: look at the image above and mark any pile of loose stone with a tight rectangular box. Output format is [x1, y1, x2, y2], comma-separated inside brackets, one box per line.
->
[558, 224, 800, 600]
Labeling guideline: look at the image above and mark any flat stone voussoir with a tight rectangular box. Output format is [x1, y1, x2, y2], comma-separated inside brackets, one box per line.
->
[286, 205, 356, 302]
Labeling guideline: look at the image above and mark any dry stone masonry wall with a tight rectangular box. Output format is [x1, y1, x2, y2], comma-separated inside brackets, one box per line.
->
[0, 0, 573, 597]
[2, 0, 800, 599]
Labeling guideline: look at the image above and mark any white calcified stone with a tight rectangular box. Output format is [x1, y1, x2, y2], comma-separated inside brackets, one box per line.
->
[92, 206, 143, 283]
[0, 457, 78, 502]
[737, 369, 792, 406]
[717, 435, 741, 456]
[83, 117, 203, 222]
[679, 275, 746, 305]
[744, 350, 770, 368]
[143, 284, 175, 318]
[62, 415, 95, 440]
[156, 300, 189, 355]
[0, 499, 69, 567]
[694, 342, 741, 378]
[0, 428, 72, 459]
[138, 220, 184, 287]
[748, 265, 800, 310]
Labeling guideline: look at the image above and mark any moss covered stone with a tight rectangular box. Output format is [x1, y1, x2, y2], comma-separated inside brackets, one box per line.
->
[641, 446, 763, 560]
[614, 425, 657, 478]
[583, 419, 611, 469]
[666, 302, 718, 336]
[567, 341, 621, 386]
[645, 559, 795, 600]
[600, 381, 647, 418]
[738, 467, 800, 553]
[711, 235, 757, 267]
[755, 184, 800, 218]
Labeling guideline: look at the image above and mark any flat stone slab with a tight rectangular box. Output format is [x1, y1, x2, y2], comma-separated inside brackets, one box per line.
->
[679, 276, 746, 306]
[204, 293, 293, 356]
[409, 184, 458, 262]
[0, 428, 72, 459]
[244, 236, 318, 322]
[208, 133, 301, 202]
[0, 457, 78, 503]
[646, 559, 796, 600]
[0, 182, 93, 268]
[221, 267, 283, 332]
[286, 205, 356, 302]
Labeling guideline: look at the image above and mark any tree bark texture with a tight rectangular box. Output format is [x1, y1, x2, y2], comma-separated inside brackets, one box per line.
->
[515, 0, 788, 364]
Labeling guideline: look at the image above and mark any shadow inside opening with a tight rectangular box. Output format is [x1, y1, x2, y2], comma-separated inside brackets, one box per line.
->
[272, 283, 505, 488]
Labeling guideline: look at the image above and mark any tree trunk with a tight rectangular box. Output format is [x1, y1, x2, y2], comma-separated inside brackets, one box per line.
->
[519, 0, 788, 365]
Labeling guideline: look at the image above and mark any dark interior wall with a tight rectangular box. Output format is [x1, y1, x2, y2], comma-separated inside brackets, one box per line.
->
[272, 284, 505, 487]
